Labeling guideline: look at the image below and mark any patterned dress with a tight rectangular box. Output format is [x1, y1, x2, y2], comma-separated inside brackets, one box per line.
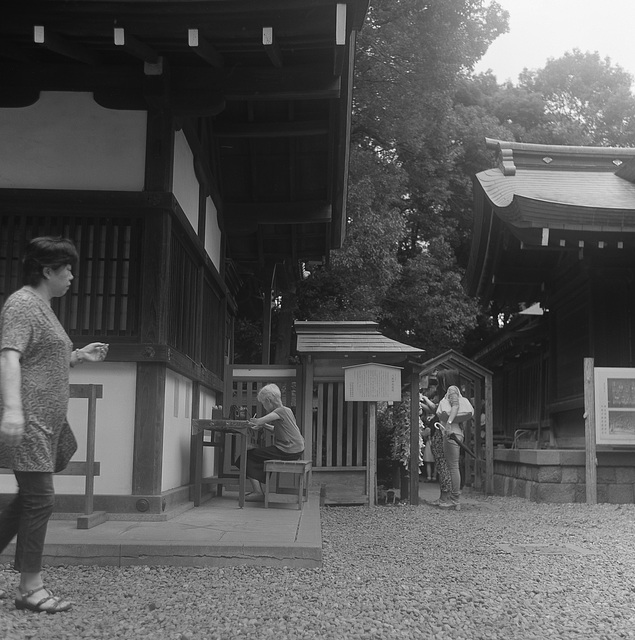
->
[429, 426, 452, 494]
[0, 288, 72, 472]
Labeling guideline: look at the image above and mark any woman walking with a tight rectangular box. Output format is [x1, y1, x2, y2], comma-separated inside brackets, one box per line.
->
[0, 236, 108, 612]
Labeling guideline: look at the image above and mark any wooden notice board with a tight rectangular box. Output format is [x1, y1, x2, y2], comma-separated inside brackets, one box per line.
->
[343, 363, 402, 402]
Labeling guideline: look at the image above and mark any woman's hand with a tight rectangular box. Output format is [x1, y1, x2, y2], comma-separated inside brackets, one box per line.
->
[0, 407, 25, 446]
[77, 343, 109, 363]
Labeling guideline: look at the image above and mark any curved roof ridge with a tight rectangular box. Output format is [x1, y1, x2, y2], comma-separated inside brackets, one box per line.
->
[486, 138, 635, 157]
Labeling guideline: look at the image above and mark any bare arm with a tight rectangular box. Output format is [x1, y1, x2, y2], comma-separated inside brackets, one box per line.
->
[0, 349, 25, 446]
[248, 410, 278, 432]
[446, 386, 460, 425]
[71, 342, 109, 367]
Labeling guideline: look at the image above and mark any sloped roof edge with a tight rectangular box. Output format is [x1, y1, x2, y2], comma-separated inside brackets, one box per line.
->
[419, 349, 492, 379]
[294, 321, 424, 355]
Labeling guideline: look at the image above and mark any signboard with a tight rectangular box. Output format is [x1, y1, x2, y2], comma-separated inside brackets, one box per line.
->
[343, 363, 402, 402]
[594, 367, 635, 445]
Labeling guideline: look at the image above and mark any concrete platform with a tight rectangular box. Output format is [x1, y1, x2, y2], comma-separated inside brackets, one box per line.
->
[0, 491, 322, 569]
[0, 482, 484, 570]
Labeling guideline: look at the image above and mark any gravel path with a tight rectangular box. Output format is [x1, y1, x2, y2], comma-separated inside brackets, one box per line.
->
[1, 493, 635, 639]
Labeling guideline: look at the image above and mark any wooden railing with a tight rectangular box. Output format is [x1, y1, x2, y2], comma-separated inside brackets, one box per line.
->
[0, 383, 104, 529]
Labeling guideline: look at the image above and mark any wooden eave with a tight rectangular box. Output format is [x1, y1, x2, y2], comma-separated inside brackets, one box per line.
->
[468, 318, 545, 370]
[466, 139, 635, 303]
[1, 0, 369, 275]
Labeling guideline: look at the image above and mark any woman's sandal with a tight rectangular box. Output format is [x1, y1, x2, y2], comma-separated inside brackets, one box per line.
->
[15, 587, 72, 614]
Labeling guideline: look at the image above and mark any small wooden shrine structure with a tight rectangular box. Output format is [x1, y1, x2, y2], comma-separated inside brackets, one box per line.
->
[295, 321, 424, 505]
[418, 350, 493, 493]
[465, 138, 635, 503]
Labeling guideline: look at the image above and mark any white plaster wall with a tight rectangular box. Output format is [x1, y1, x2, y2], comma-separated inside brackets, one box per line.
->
[0, 92, 146, 190]
[199, 386, 220, 478]
[162, 369, 194, 492]
[204, 196, 222, 271]
[0, 362, 136, 496]
[172, 130, 200, 232]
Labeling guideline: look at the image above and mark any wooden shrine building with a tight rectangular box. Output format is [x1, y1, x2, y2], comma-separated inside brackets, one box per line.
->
[0, 0, 369, 517]
[465, 138, 635, 503]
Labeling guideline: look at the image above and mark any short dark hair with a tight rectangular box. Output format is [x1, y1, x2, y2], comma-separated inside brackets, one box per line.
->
[22, 236, 79, 287]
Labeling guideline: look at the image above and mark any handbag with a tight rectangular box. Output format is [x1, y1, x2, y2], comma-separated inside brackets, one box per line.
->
[55, 419, 78, 473]
[437, 389, 474, 423]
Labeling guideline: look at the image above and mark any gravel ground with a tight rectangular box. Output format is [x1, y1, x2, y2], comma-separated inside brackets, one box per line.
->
[1, 493, 635, 640]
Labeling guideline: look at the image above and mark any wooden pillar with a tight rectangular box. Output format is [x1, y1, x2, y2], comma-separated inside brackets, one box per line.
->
[302, 356, 315, 465]
[472, 377, 483, 490]
[485, 374, 494, 495]
[366, 402, 377, 505]
[132, 103, 173, 497]
[584, 358, 597, 504]
[132, 363, 166, 494]
[409, 370, 420, 505]
[189, 381, 201, 487]
[262, 266, 275, 365]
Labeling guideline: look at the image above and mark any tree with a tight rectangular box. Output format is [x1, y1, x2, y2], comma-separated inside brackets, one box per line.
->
[381, 238, 479, 357]
[296, 1, 508, 356]
[514, 50, 635, 146]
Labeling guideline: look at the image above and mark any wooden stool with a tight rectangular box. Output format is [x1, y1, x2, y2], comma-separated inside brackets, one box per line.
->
[264, 460, 312, 510]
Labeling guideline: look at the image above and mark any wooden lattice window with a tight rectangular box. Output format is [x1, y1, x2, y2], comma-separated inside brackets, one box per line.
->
[167, 233, 199, 358]
[1, 215, 141, 338]
[201, 275, 225, 377]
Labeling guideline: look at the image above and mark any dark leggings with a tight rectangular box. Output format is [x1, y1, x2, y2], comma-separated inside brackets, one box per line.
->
[0, 471, 55, 573]
[238, 446, 303, 484]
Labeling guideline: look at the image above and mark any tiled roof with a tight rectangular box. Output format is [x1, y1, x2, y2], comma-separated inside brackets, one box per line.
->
[295, 321, 424, 355]
[477, 168, 635, 211]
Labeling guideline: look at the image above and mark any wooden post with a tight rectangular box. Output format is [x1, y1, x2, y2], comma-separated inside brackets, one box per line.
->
[409, 371, 420, 505]
[84, 384, 98, 516]
[367, 402, 377, 505]
[584, 358, 597, 504]
[485, 375, 494, 495]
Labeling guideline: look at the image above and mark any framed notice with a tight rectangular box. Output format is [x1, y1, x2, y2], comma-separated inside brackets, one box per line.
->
[594, 367, 635, 445]
[343, 363, 402, 402]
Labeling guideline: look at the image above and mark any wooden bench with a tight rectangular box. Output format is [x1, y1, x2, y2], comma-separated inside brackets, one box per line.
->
[263, 460, 312, 510]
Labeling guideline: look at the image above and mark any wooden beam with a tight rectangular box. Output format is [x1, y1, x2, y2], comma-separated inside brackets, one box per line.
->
[0, 41, 32, 63]
[224, 65, 340, 101]
[224, 201, 332, 227]
[262, 27, 283, 68]
[114, 27, 159, 64]
[4, 61, 339, 102]
[33, 25, 99, 65]
[188, 29, 223, 68]
[214, 120, 329, 138]
[333, 3, 347, 76]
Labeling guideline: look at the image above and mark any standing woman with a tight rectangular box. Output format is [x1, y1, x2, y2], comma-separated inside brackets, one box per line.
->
[0, 237, 108, 613]
[420, 386, 452, 506]
[435, 368, 463, 510]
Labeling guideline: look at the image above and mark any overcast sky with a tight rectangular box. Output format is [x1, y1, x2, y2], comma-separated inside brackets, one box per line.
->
[473, 0, 635, 84]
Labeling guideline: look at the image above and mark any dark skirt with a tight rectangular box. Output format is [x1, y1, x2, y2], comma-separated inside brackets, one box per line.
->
[236, 445, 303, 484]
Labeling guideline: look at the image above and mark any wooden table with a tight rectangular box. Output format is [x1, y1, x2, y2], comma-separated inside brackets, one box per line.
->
[192, 419, 253, 508]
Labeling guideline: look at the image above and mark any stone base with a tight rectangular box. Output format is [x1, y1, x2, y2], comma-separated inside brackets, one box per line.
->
[494, 448, 635, 504]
